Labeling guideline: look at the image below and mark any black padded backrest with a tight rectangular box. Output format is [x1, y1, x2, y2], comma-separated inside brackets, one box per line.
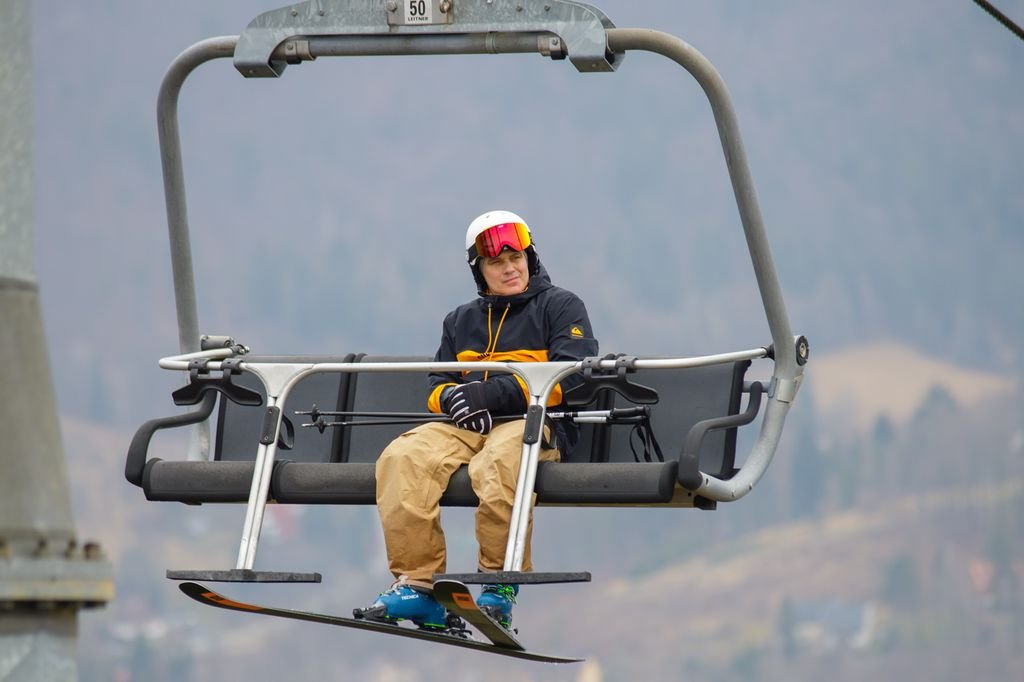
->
[213, 356, 746, 475]
[340, 356, 602, 464]
[600, 360, 748, 478]
[214, 356, 353, 463]
[342, 355, 435, 463]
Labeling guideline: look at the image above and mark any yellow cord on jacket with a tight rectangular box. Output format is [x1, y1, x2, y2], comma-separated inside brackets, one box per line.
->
[481, 303, 510, 381]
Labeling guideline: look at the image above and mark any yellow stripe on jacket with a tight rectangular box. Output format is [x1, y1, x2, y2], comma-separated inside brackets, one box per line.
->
[426, 349, 562, 413]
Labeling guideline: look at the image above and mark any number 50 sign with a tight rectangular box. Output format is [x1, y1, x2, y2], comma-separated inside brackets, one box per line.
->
[387, 0, 454, 26]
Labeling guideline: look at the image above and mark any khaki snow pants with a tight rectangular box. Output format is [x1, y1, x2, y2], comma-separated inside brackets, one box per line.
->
[375, 420, 559, 588]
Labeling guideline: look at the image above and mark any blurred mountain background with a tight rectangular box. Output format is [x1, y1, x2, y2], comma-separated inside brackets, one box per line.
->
[25, 0, 1023, 680]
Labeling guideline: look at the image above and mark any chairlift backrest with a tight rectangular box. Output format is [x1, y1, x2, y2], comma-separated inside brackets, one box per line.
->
[603, 360, 749, 478]
[209, 354, 751, 472]
[343, 355, 438, 463]
[215, 360, 352, 463]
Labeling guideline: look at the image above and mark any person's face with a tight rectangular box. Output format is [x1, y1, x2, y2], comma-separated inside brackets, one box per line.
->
[480, 249, 529, 296]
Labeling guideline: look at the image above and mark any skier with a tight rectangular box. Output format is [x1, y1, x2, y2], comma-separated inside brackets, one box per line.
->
[358, 210, 599, 631]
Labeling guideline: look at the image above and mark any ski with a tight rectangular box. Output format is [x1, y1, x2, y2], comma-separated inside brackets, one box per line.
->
[178, 582, 580, 664]
[432, 579, 568, 657]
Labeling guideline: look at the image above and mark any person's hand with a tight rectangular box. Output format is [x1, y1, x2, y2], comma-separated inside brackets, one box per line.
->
[443, 382, 493, 434]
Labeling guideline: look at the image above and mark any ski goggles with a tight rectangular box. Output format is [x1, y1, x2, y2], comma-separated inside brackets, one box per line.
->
[469, 222, 532, 263]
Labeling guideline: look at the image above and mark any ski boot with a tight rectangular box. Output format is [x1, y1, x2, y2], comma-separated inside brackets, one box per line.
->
[354, 583, 464, 633]
[477, 583, 519, 631]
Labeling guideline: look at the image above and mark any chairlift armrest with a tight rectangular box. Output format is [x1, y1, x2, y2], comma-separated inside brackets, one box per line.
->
[677, 382, 764, 490]
[125, 392, 217, 487]
[564, 355, 659, 406]
[170, 358, 262, 407]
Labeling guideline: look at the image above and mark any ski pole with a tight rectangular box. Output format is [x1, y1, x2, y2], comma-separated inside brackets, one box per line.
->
[295, 405, 445, 421]
[300, 406, 650, 431]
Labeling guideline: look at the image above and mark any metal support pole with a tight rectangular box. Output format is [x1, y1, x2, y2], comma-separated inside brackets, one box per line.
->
[234, 364, 313, 570]
[501, 362, 579, 571]
[605, 28, 805, 501]
[0, 2, 113, 678]
[157, 37, 237, 462]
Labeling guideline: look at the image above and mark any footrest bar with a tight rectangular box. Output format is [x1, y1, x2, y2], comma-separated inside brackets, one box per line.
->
[166, 569, 322, 583]
[433, 571, 591, 585]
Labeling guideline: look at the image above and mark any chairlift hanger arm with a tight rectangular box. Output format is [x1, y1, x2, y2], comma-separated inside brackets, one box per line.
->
[157, 37, 237, 359]
[605, 28, 801, 383]
[147, 4, 810, 571]
[157, 5, 800, 378]
[157, 12, 801, 389]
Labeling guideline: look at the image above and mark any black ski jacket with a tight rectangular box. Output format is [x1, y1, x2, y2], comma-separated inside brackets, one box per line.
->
[426, 264, 599, 455]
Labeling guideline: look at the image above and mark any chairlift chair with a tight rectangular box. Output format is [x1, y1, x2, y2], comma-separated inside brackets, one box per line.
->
[125, 0, 809, 586]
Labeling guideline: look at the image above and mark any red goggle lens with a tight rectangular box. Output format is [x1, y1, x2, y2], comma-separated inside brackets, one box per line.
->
[473, 222, 531, 260]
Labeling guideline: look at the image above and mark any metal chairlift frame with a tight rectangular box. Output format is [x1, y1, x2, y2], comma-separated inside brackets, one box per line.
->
[152, 0, 808, 581]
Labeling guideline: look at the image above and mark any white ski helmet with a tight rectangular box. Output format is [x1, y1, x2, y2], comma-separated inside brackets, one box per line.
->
[465, 210, 533, 264]
[464, 210, 539, 292]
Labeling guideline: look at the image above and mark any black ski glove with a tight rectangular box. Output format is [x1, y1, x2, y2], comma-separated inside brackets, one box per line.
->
[443, 381, 493, 434]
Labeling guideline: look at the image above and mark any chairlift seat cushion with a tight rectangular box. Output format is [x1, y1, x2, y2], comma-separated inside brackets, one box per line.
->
[142, 459, 255, 503]
[270, 460, 679, 506]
